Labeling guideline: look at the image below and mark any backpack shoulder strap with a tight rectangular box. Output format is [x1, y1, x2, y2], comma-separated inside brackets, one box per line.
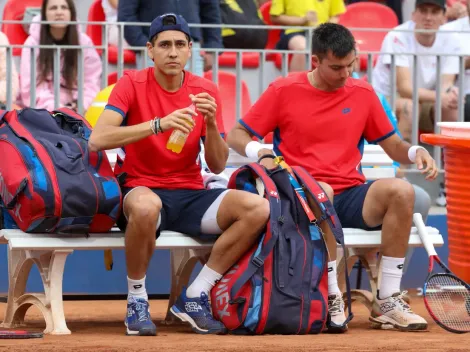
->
[291, 165, 354, 325]
[228, 162, 283, 298]
[291, 166, 344, 244]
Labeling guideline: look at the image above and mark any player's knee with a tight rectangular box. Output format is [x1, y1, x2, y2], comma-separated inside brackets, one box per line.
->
[127, 196, 162, 227]
[318, 182, 334, 201]
[243, 196, 270, 225]
[388, 179, 415, 210]
[288, 35, 306, 50]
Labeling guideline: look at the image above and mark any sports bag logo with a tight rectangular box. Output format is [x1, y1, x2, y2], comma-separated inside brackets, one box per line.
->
[214, 265, 239, 319]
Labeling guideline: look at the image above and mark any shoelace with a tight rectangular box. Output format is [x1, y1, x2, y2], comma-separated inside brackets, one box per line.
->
[199, 292, 212, 317]
[328, 295, 344, 315]
[392, 291, 413, 314]
[134, 301, 149, 322]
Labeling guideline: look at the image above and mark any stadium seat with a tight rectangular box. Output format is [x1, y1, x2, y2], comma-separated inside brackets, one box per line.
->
[259, 1, 281, 62]
[338, 3, 399, 71]
[107, 70, 135, 85]
[86, 0, 136, 65]
[218, 52, 260, 68]
[1, 0, 42, 56]
[204, 70, 252, 133]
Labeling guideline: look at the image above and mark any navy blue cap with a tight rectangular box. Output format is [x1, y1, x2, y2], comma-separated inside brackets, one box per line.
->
[148, 13, 192, 42]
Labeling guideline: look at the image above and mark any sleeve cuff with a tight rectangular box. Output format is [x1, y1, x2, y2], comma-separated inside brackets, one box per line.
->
[368, 129, 396, 144]
[239, 120, 263, 140]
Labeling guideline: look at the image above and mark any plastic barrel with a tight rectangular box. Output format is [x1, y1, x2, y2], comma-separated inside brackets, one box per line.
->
[422, 123, 470, 282]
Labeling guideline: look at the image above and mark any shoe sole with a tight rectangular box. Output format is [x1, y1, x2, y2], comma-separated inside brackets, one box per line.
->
[369, 316, 428, 331]
[325, 324, 348, 334]
[170, 305, 227, 335]
[124, 321, 157, 336]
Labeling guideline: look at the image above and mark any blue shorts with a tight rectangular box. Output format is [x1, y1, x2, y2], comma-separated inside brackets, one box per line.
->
[117, 188, 227, 237]
[276, 31, 307, 50]
[333, 181, 381, 231]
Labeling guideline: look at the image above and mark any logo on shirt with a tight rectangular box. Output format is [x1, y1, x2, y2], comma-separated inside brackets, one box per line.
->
[342, 108, 351, 114]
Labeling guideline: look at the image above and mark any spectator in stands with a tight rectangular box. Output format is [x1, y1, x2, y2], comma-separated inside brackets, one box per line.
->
[89, 13, 269, 336]
[102, 0, 129, 48]
[442, 0, 470, 123]
[0, 32, 19, 109]
[118, 0, 222, 76]
[372, 0, 460, 144]
[270, 0, 346, 71]
[220, 0, 268, 49]
[228, 23, 437, 333]
[20, 0, 102, 113]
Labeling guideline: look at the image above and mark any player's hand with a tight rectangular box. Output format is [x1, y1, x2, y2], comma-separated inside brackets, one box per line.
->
[160, 107, 197, 134]
[258, 149, 277, 169]
[416, 148, 438, 181]
[441, 91, 458, 110]
[190, 93, 217, 126]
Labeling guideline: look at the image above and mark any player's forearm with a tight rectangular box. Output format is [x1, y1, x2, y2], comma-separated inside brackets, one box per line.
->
[226, 125, 255, 157]
[89, 121, 153, 152]
[270, 15, 307, 26]
[204, 123, 229, 174]
[466, 57, 470, 70]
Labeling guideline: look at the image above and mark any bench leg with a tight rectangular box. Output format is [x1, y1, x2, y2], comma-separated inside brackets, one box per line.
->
[1, 248, 72, 335]
[337, 247, 379, 312]
[163, 248, 211, 324]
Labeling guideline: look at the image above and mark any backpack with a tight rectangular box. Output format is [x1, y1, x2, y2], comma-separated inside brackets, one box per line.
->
[211, 160, 353, 334]
[0, 107, 121, 234]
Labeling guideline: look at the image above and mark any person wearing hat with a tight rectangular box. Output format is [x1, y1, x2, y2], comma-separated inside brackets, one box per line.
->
[88, 13, 270, 336]
[118, 0, 222, 75]
[372, 0, 461, 144]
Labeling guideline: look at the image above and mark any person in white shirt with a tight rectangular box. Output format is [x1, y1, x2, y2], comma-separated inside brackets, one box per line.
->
[102, 0, 129, 48]
[372, 0, 460, 142]
[442, 0, 470, 121]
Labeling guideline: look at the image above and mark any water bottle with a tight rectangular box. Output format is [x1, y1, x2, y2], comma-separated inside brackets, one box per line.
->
[166, 104, 195, 154]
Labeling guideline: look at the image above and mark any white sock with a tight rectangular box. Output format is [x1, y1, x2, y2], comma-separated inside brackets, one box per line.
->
[377, 256, 405, 299]
[127, 276, 148, 301]
[186, 265, 223, 298]
[327, 260, 341, 296]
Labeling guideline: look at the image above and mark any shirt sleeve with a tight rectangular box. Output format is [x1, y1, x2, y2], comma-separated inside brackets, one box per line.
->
[105, 74, 135, 120]
[269, 0, 285, 16]
[330, 0, 346, 17]
[381, 32, 410, 68]
[240, 84, 279, 139]
[201, 88, 225, 138]
[364, 90, 396, 143]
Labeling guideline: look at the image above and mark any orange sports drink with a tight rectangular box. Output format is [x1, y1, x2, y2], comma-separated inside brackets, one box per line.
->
[166, 104, 196, 153]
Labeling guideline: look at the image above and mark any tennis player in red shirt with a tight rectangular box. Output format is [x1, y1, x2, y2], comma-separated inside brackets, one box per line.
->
[89, 13, 269, 336]
[228, 23, 438, 333]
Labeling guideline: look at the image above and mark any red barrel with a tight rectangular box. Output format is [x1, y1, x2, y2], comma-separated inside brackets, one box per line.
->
[421, 133, 470, 282]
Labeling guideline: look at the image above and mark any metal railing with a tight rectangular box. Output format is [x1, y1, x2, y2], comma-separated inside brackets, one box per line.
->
[0, 20, 469, 173]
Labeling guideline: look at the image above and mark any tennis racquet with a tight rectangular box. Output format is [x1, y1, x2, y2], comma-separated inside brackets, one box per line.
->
[0, 330, 43, 339]
[413, 213, 470, 334]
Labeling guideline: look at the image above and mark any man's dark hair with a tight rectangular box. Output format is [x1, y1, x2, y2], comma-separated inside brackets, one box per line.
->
[311, 23, 356, 61]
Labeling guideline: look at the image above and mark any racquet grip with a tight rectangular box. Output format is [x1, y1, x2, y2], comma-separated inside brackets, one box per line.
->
[413, 213, 437, 257]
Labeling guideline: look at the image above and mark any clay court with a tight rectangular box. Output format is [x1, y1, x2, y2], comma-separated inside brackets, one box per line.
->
[0, 295, 469, 352]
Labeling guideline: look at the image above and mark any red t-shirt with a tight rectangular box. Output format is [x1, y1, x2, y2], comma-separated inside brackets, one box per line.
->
[241, 72, 395, 194]
[106, 68, 225, 190]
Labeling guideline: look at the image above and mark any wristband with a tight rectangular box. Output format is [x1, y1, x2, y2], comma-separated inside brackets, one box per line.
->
[245, 141, 263, 159]
[408, 145, 425, 163]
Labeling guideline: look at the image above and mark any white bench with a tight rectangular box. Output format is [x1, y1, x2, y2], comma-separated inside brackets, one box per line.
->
[0, 145, 444, 335]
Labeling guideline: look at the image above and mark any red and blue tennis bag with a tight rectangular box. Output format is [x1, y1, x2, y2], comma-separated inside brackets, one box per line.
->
[0, 107, 121, 233]
[211, 161, 353, 334]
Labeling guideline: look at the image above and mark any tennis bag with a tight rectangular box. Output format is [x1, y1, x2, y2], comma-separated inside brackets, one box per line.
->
[211, 161, 353, 334]
[0, 107, 121, 233]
